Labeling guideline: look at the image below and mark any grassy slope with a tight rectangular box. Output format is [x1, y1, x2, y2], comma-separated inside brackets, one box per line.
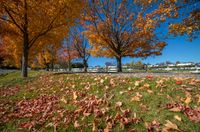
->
[0, 72, 199, 131]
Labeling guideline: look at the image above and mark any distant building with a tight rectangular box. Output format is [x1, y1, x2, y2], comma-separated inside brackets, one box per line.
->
[176, 62, 194, 66]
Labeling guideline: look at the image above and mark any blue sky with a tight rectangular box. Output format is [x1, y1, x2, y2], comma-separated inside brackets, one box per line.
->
[88, 36, 200, 66]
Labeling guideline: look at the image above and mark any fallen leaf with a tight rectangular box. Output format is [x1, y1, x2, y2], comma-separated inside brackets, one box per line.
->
[147, 89, 153, 93]
[116, 101, 123, 108]
[110, 79, 115, 86]
[146, 75, 153, 79]
[74, 121, 80, 128]
[134, 81, 140, 87]
[176, 81, 182, 85]
[60, 96, 67, 103]
[162, 120, 180, 131]
[184, 97, 192, 105]
[174, 115, 182, 121]
[100, 79, 104, 84]
[73, 91, 78, 100]
[92, 120, 97, 131]
[119, 91, 125, 95]
[104, 122, 112, 132]
[131, 93, 142, 102]
[169, 107, 181, 112]
[143, 83, 150, 89]
[131, 96, 141, 102]
[198, 96, 200, 103]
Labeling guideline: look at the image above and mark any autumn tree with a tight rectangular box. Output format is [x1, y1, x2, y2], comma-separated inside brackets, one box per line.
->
[60, 37, 77, 72]
[35, 44, 59, 71]
[0, 0, 84, 77]
[167, 0, 200, 40]
[71, 30, 90, 72]
[0, 42, 6, 67]
[83, 0, 167, 72]
[32, 27, 68, 71]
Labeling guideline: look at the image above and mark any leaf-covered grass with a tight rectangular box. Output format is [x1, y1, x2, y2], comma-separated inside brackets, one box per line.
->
[0, 72, 199, 131]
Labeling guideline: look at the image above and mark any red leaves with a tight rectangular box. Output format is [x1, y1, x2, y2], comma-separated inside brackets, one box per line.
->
[176, 81, 182, 85]
[19, 121, 35, 129]
[13, 96, 58, 118]
[74, 95, 105, 117]
[0, 96, 59, 129]
[114, 112, 140, 130]
[166, 103, 200, 122]
[146, 75, 153, 80]
[146, 120, 161, 132]
[73, 94, 141, 131]
[0, 86, 20, 97]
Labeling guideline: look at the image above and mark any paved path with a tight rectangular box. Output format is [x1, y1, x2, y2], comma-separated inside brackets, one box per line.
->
[0, 69, 17, 75]
[109, 72, 200, 78]
[66, 72, 200, 79]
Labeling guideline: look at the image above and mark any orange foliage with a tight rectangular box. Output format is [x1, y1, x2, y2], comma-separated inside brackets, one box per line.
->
[0, 0, 84, 76]
[83, 0, 167, 71]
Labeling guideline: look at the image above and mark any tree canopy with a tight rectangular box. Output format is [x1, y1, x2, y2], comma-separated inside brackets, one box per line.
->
[0, 0, 84, 77]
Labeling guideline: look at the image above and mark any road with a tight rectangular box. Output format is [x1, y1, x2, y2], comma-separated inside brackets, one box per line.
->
[1, 69, 200, 78]
[65, 72, 200, 79]
[0, 69, 18, 75]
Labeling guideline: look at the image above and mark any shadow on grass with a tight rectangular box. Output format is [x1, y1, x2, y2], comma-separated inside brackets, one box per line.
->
[0, 71, 45, 87]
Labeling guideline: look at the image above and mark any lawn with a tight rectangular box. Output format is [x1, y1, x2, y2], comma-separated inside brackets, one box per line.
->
[0, 72, 199, 131]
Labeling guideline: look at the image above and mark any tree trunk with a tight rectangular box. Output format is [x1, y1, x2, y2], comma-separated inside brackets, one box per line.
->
[46, 64, 49, 71]
[68, 60, 71, 72]
[116, 57, 122, 72]
[50, 61, 54, 71]
[21, 34, 29, 77]
[21, 0, 29, 77]
[83, 59, 87, 72]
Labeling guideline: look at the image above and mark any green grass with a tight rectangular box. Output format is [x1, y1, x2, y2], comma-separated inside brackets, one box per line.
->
[0, 72, 199, 131]
[0, 70, 45, 87]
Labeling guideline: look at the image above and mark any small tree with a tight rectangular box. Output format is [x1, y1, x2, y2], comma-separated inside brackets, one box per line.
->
[36, 44, 59, 71]
[72, 33, 90, 72]
[60, 37, 77, 72]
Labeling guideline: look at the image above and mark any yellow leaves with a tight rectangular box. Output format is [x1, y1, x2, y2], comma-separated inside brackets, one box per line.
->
[174, 115, 182, 122]
[115, 101, 123, 109]
[184, 97, 192, 105]
[169, 107, 181, 112]
[197, 95, 200, 103]
[184, 91, 192, 105]
[100, 79, 104, 84]
[144, 83, 150, 89]
[131, 96, 141, 102]
[73, 91, 78, 100]
[84, 82, 91, 90]
[60, 96, 67, 103]
[131, 92, 142, 102]
[134, 81, 141, 87]
[74, 120, 80, 128]
[140, 83, 151, 90]
[162, 120, 180, 132]
[147, 89, 153, 94]
[156, 78, 167, 88]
